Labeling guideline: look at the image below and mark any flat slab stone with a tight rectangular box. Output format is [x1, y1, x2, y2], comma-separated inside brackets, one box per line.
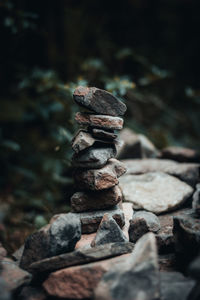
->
[160, 146, 200, 163]
[72, 146, 116, 169]
[43, 253, 130, 299]
[75, 112, 123, 130]
[91, 128, 118, 140]
[120, 172, 193, 214]
[73, 86, 127, 116]
[77, 204, 125, 233]
[29, 242, 133, 274]
[122, 158, 200, 186]
[71, 185, 122, 212]
[74, 158, 126, 190]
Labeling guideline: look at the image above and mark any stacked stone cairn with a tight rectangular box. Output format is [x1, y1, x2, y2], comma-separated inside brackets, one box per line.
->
[70, 86, 127, 234]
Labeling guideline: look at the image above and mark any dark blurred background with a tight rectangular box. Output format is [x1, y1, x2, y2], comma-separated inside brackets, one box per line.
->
[0, 0, 200, 252]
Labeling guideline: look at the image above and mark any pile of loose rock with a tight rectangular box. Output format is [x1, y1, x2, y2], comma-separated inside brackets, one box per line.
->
[70, 86, 127, 236]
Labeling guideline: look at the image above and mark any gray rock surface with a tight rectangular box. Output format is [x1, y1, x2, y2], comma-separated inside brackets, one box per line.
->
[94, 232, 160, 300]
[122, 158, 199, 186]
[29, 242, 134, 274]
[73, 86, 127, 116]
[120, 172, 193, 214]
[72, 146, 116, 169]
[78, 204, 125, 233]
[129, 210, 160, 243]
[91, 214, 128, 247]
[72, 130, 96, 153]
[49, 213, 81, 256]
[75, 112, 123, 130]
[74, 158, 126, 190]
[192, 183, 200, 215]
[0, 277, 11, 300]
[71, 185, 122, 212]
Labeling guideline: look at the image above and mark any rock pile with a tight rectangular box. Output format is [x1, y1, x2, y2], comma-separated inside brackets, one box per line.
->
[70, 86, 127, 233]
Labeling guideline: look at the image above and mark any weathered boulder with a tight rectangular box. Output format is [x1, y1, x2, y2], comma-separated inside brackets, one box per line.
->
[72, 146, 116, 169]
[120, 172, 193, 214]
[78, 204, 125, 233]
[160, 146, 200, 163]
[71, 185, 122, 212]
[75, 112, 123, 130]
[43, 253, 130, 299]
[29, 242, 134, 274]
[129, 210, 160, 243]
[73, 86, 127, 116]
[122, 158, 199, 186]
[95, 232, 159, 300]
[192, 183, 200, 215]
[91, 214, 128, 247]
[74, 158, 126, 190]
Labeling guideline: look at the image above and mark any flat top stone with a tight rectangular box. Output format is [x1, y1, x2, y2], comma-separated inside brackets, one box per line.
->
[120, 172, 193, 214]
[73, 86, 127, 116]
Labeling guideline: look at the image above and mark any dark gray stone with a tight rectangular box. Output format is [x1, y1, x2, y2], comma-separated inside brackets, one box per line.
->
[0, 277, 11, 300]
[192, 183, 200, 215]
[28, 242, 134, 274]
[129, 210, 161, 243]
[73, 86, 127, 116]
[189, 255, 200, 281]
[94, 232, 160, 300]
[49, 213, 81, 256]
[72, 146, 116, 169]
[78, 204, 125, 233]
[71, 185, 122, 212]
[160, 272, 195, 300]
[91, 128, 118, 140]
[160, 146, 200, 163]
[91, 214, 128, 247]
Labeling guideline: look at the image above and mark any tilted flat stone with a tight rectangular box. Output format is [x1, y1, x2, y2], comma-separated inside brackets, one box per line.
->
[43, 253, 130, 299]
[91, 128, 118, 140]
[192, 183, 200, 215]
[120, 172, 193, 214]
[129, 210, 161, 243]
[122, 158, 200, 186]
[74, 158, 126, 190]
[91, 214, 128, 247]
[73, 86, 127, 116]
[78, 204, 125, 233]
[28, 242, 134, 274]
[94, 232, 160, 300]
[72, 146, 116, 169]
[71, 185, 122, 212]
[75, 112, 123, 130]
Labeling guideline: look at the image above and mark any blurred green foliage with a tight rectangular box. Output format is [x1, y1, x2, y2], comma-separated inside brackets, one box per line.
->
[0, 0, 200, 249]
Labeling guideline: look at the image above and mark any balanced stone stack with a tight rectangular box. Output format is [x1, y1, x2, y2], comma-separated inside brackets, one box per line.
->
[70, 86, 127, 233]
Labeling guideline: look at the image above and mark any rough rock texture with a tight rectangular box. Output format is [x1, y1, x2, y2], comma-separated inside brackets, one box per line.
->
[120, 172, 193, 214]
[91, 128, 117, 140]
[71, 185, 122, 212]
[118, 128, 159, 159]
[129, 210, 161, 243]
[173, 211, 200, 266]
[74, 158, 126, 190]
[91, 214, 128, 247]
[43, 254, 130, 299]
[160, 146, 200, 163]
[29, 242, 134, 274]
[160, 272, 195, 300]
[48, 213, 81, 256]
[73, 86, 127, 116]
[72, 146, 116, 169]
[78, 204, 125, 233]
[122, 158, 200, 186]
[94, 232, 159, 300]
[192, 183, 200, 215]
[72, 130, 96, 153]
[75, 112, 123, 130]
[1, 258, 32, 292]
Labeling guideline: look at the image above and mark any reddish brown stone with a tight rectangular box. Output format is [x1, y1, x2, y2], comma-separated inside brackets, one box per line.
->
[74, 158, 126, 191]
[43, 254, 130, 299]
[71, 185, 122, 212]
[73, 86, 127, 116]
[75, 112, 123, 130]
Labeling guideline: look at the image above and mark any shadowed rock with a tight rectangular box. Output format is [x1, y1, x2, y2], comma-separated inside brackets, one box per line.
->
[71, 185, 122, 212]
[160, 146, 200, 163]
[73, 86, 127, 116]
[91, 128, 118, 140]
[192, 183, 200, 215]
